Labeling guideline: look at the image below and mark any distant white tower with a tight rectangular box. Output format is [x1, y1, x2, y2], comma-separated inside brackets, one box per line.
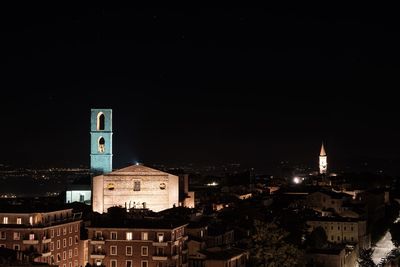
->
[319, 142, 327, 174]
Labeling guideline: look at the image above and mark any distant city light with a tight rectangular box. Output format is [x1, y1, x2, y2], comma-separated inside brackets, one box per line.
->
[207, 181, 218, 186]
[293, 177, 301, 184]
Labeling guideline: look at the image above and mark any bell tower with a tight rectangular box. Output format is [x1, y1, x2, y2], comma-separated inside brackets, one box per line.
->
[90, 109, 113, 174]
[319, 142, 327, 174]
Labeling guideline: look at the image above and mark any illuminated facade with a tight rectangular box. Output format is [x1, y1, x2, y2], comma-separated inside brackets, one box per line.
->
[0, 208, 84, 266]
[92, 164, 179, 213]
[90, 109, 113, 174]
[319, 142, 327, 174]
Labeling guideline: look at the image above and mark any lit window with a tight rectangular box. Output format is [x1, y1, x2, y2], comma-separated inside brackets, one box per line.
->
[16, 218, 21, 224]
[142, 232, 148, 240]
[157, 233, 164, 242]
[126, 232, 132, 241]
[29, 216, 33, 225]
[29, 234, 35, 240]
[13, 232, 20, 240]
[3, 217, 8, 224]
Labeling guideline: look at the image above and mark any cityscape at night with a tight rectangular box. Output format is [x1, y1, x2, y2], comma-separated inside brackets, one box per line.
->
[1, 7, 400, 267]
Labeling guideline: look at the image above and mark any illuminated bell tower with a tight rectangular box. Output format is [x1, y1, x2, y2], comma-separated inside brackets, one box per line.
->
[90, 109, 113, 174]
[319, 142, 327, 174]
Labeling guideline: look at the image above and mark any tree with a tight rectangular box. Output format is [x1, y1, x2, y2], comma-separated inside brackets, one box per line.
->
[307, 226, 327, 248]
[357, 248, 376, 267]
[250, 220, 304, 267]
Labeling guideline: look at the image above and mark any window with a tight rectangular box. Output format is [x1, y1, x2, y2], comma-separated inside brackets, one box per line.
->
[63, 227, 67, 235]
[57, 240, 61, 249]
[13, 244, 20, 250]
[157, 233, 164, 242]
[63, 238, 67, 247]
[142, 232, 148, 240]
[156, 247, 164, 256]
[126, 232, 132, 240]
[351, 226, 354, 231]
[75, 235, 79, 244]
[110, 260, 117, 267]
[75, 224, 78, 232]
[0, 244, 5, 248]
[3, 217, 8, 224]
[74, 260, 78, 267]
[16, 218, 21, 224]
[69, 249, 73, 258]
[126, 246, 132, 256]
[110, 246, 117, 255]
[95, 231, 102, 239]
[337, 236, 340, 241]
[344, 226, 346, 231]
[344, 236, 347, 241]
[134, 181, 141, 191]
[51, 229, 54, 238]
[57, 253, 61, 262]
[69, 226, 73, 233]
[50, 242, 54, 251]
[29, 216, 33, 225]
[331, 235, 334, 241]
[111, 232, 117, 240]
[338, 226, 340, 230]
[141, 246, 148, 256]
[351, 237, 354, 241]
[69, 237, 72, 246]
[69, 262, 72, 267]
[13, 232, 20, 240]
[57, 228, 61, 236]
[63, 251, 66, 260]
[126, 260, 133, 267]
[331, 226, 333, 230]
[141, 261, 148, 267]
[97, 113, 105, 131]
[98, 137, 105, 153]
[74, 248, 78, 256]
[29, 234, 35, 240]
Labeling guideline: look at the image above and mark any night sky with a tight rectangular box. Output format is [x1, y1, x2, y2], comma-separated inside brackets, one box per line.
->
[1, 8, 400, 174]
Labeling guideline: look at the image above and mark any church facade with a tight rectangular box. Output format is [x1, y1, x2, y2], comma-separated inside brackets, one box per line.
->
[92, 164, 179, 213]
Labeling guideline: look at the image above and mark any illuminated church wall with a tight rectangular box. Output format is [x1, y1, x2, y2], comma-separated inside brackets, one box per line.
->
[92, 165, 179, 213]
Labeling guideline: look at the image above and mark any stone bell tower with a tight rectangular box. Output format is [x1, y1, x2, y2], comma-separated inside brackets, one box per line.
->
[319, 142, 327, 174]
[90, 109, 113, 174]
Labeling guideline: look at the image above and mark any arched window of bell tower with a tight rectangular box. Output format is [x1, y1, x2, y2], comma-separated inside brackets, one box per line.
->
[98, 137, 105, 153]
[97, 113, 105, 131]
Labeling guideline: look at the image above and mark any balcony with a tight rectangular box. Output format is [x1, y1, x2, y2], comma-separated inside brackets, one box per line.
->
[42, 237, 51, 244]
[152, 241, 168, 247]
[41, 251, 52, 257]
[23, 239, 39, 245]
[152, 254, 168, 261]
[90, 250, 106, 259]
[91, 237, 105, 245]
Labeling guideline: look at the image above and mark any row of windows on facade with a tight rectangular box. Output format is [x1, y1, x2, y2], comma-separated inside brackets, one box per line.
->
[0, 225, 79, 240]
[0, 244, 78, 259]
[330, 235, 355, 242]
[56, 260, 79, 267]
[99, 259, 153, 267]
[1, 215, 75, 225]
[107, 181, 166, 192]
[95, 231, 168, 242]
[94, 245, 168, 256]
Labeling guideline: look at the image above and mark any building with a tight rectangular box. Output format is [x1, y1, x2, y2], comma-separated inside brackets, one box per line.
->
[306, 244, 357, 267]
[190, 248, 248, 267]
[306, 191, 353, 215]
[319, 142, 327, 174]
[307, 216, 370, 249]
[65, 185, 91, 205]
[0, 207, 83, 266]
[87, 216, 188, 267]
[92, 164, 179, 213]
